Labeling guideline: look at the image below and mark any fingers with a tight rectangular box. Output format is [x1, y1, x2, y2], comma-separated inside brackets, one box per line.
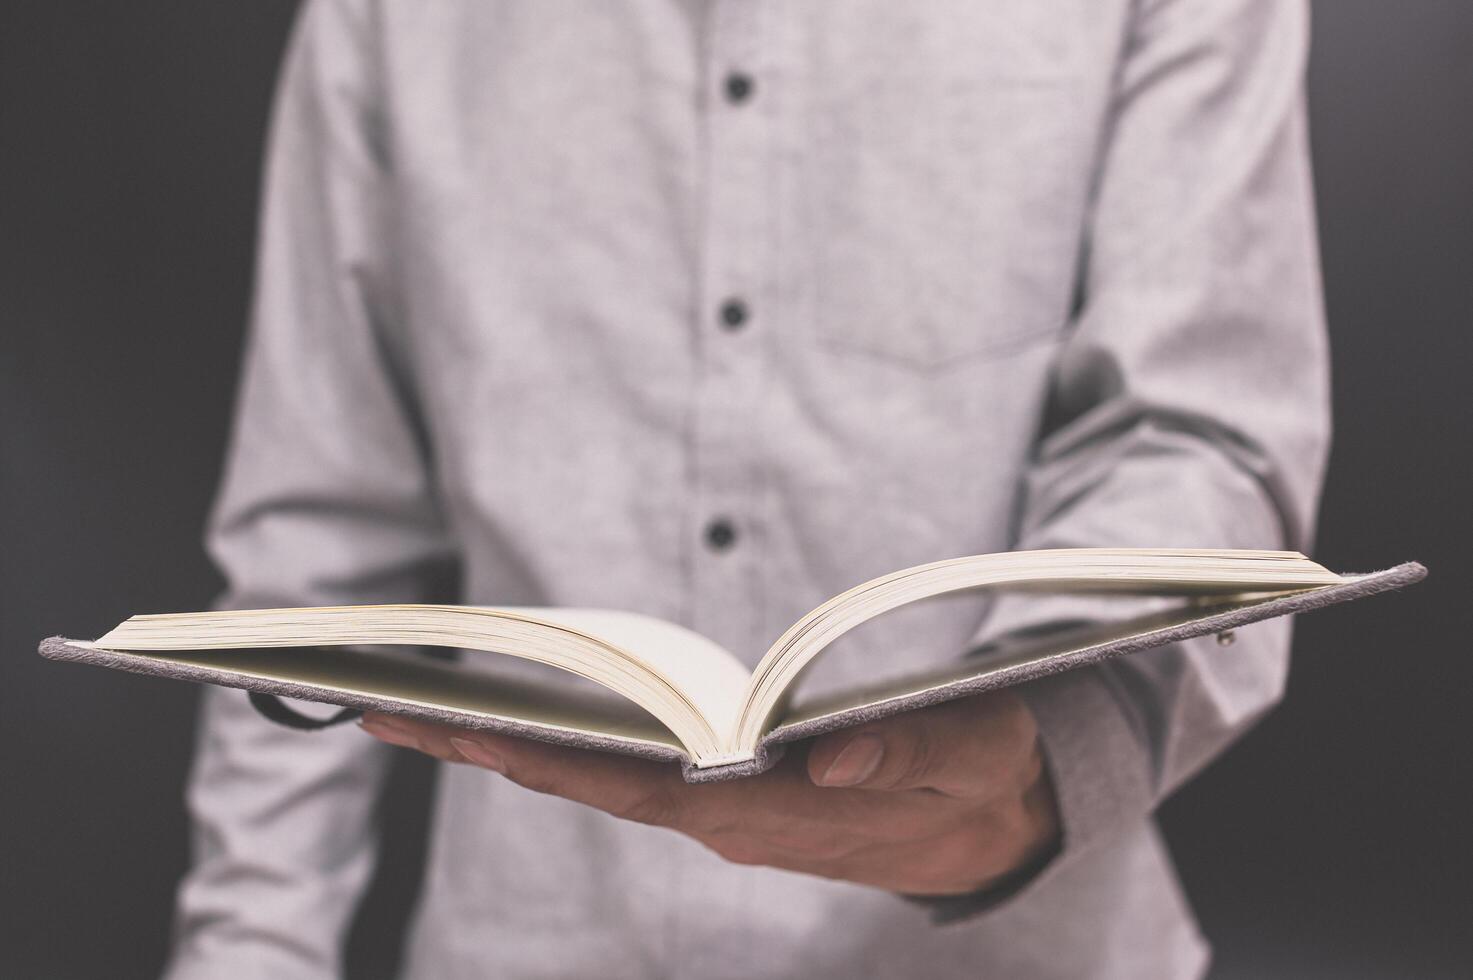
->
[361, 713, 692, 827]
[805, 691, 1043, 798]
[357, 715, 961, 842]
[359, 713, 468, 764]
[360, 694, 1045, 849]
[357, 709, 1058, 894]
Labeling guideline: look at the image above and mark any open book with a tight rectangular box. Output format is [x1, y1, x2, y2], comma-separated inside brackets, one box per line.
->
[39, 549, 1424, 781]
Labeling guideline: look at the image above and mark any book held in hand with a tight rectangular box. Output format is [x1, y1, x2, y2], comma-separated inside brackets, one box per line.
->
[39, 549, 1424, 781]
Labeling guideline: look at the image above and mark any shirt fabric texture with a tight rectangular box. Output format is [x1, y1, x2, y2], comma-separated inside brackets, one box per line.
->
[166, 1, 1331, 978]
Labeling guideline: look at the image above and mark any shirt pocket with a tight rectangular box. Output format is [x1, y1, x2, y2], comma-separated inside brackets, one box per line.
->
[804, 58, 1091, 370]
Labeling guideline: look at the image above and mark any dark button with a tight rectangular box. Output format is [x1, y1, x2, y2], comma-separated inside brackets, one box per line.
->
[704, 518, 737, 551]
[719, 298, 748, 331]
[724, 72, 755, 104]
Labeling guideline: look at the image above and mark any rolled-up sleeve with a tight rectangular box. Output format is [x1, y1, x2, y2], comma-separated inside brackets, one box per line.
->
[973, 0, 1330, 897]
[165, 1, 456, 977]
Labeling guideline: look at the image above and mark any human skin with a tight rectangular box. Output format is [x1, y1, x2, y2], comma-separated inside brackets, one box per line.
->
[360, 690, 1060, 896]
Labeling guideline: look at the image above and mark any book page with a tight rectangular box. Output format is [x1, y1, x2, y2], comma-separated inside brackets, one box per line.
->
[733, 548, 1343, 750]
[770, 597, 1264, 733]
[98, 643, 684, 751]
[95, 604, 753, 764]
[489, 609, 752, 749]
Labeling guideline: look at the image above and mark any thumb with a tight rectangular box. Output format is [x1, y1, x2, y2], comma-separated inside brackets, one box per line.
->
[806, 693, 1038, 797]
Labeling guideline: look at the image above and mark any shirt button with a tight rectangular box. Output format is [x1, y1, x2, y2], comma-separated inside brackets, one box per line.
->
[704, 518, 737, 551]
[719, 298, 748, 331]
[724, 72, 755, 105]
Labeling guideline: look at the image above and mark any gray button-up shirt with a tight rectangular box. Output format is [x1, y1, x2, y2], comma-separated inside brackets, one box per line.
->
[165, 1, 1329, 977]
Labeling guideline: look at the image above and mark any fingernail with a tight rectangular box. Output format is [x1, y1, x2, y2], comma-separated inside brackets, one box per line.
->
[818, 733, 884, 787]
[359, 719, 417, 749]
[450, 737, 507, 774]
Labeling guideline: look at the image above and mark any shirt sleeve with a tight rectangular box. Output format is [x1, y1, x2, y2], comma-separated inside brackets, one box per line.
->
[165, 2, 456, 977]
[952, 0, 1331, 916]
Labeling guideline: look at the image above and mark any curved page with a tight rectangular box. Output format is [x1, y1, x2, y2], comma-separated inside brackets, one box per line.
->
[734, 548, 1343, 748]
[491, 608, 751, 754]
[95, 605, 741, 760]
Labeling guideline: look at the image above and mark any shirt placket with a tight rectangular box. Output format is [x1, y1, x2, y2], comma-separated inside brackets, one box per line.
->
[688, 0, 771, 667]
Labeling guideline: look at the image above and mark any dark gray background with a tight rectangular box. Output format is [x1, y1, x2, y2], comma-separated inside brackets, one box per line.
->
[2, 3, 1469, 978]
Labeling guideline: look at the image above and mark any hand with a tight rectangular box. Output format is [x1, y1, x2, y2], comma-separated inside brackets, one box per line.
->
[360, 690, 1060, 896]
